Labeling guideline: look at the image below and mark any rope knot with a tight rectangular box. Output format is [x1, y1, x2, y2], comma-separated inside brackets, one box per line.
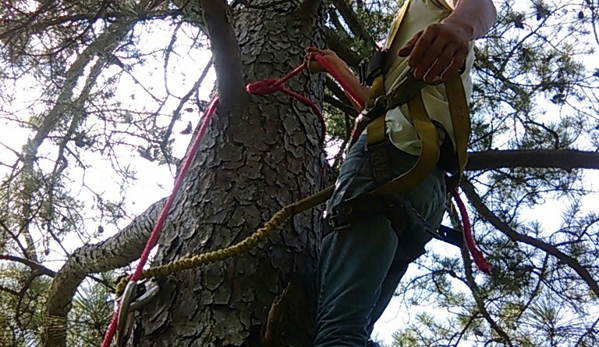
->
[246, 78, 282, 95]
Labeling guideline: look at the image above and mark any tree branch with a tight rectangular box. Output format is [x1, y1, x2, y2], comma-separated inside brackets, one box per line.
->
[324, 94, 358, 117]
[460, 244, 514, 347]
[0, 285, 20, 296]
[198, 0, 248, 112]
[329, 0, 377, 51]
[43, 198, 166, 347]
[466, 150, 599, 171]
[325, 78, 358, 117]
[297, 0, 323, 22]
[324, 27, 362, 68]
[0, 254, 56, 277]
[460, 179, 599, 298]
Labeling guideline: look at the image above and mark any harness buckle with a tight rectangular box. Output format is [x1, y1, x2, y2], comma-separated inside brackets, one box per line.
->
[373, 95, 389, 110]
[116, 279, 160, 347]
[328, 209, 352, 230]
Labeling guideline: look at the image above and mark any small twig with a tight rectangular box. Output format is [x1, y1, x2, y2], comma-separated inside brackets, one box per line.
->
[461, 179, 599, 298]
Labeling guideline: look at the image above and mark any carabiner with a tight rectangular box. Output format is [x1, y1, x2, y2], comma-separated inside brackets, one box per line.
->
[115, 279, 160, 347]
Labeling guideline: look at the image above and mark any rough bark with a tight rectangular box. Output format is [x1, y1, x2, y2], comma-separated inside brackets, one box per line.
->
[44, 199, 166, 346]
[133, 2, 328, 346]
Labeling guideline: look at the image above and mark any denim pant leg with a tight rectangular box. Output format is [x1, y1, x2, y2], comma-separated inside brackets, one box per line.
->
[314, 134, 446, 347]
[314, 135, 384, 347]
[315, 215, 399, 347]
[366, 143, 447, 336]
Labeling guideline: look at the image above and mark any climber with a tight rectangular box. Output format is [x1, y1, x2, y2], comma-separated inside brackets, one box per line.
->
[305, 0, 497, 346]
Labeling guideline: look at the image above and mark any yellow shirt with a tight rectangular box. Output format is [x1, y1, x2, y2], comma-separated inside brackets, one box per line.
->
[383, 0, 474, 156]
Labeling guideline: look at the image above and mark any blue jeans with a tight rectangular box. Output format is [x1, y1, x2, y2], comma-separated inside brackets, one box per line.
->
[314, 134, 446, 347]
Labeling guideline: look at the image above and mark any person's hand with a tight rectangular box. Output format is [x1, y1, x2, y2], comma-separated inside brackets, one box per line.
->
[304, 47, 342, 73]
[397, 19, 472, 82]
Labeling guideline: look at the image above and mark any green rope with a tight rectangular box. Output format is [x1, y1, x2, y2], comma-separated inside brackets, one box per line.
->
[116, 205, 293, 296]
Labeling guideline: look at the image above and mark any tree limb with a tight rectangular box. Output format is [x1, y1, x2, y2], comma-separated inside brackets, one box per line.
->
[0, 254, 56, 277]
[43, 198, 165, 347]
[460, 243, 514, 347]
[297, 0, 323, 22]
[324, 27, 362, 68]
[324, 94, 358, 117]
[325, 78, 358, 117]
[329, 0, 377, 51]
[0, 285, 20, 296]
[198, 0, 248, 112]
[160, 58, 214, 163]
[466, 150, 599, 171]
[17, 17, 137, 264]
[460, 179, 599, 298]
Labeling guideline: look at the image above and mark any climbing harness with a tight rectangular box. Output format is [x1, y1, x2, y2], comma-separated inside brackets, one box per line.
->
[101, 55, 488, 346]
[351, 0, 470, 197]
[327, 193, 465, 249]
[101, 2, 490, 343]
[322, 0, 478, 251]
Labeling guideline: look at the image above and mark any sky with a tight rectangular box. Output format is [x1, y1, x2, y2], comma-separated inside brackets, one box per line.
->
[2, 1, 599, 345]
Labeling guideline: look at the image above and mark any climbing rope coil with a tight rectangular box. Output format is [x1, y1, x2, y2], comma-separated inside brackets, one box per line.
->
[100, 54, 490, 347]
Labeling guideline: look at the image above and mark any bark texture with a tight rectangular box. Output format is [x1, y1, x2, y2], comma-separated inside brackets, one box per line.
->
[44, 199, 166, 346]
[135, 2, 328, 346]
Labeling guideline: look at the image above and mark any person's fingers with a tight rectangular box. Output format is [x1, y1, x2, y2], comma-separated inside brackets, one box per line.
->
[423, 45, 456, 82]
[440, 50, 467, 81]
[407, 25, 438, 71]
[305, 51, 325, 72]
[412, 37, 446, 79]
[397, 31, 421, 57]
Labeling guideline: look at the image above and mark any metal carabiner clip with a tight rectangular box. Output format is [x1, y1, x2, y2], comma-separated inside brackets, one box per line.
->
[115, 279, 160, 347]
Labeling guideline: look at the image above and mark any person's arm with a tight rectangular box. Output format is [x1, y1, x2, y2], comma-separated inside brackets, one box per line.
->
[445, 0, 497, 40]
[397, 0, 497, 82]
[305, 47, 369, 111]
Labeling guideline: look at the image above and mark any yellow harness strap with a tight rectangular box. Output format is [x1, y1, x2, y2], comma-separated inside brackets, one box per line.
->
[369, 93, 441, 195]
[369, 75, 469, 195]
[361, 0, 470, 195]
[445, 75, 471, 190]
[366, 0, 410, 110]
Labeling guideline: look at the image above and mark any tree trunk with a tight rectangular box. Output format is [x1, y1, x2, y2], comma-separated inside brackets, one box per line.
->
[134, 2, 327, 346]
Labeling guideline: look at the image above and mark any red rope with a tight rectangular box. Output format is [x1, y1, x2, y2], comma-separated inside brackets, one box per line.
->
[100, 97, 220, 347]
[452, 190, 492, 274]
[246, 62, 327, 142]
[100, 52, 489, 347]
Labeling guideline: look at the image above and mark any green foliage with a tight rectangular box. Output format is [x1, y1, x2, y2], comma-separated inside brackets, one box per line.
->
[1, 0, 599, 346]
[0, 264, 51, 346]
[67, 275, 115, 347]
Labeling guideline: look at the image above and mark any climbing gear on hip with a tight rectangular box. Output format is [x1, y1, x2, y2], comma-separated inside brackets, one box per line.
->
[327, 193, 464, 249]
[101, 38, 490, 346]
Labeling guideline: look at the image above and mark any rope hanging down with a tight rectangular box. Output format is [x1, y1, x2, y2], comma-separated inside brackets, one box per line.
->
[101, 54, 489, 347]
[100, 96, 220, 347]
[101, 58, 331, 347]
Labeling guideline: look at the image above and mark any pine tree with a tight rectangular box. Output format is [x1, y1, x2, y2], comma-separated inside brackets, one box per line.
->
[0, 0, 597, 346]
